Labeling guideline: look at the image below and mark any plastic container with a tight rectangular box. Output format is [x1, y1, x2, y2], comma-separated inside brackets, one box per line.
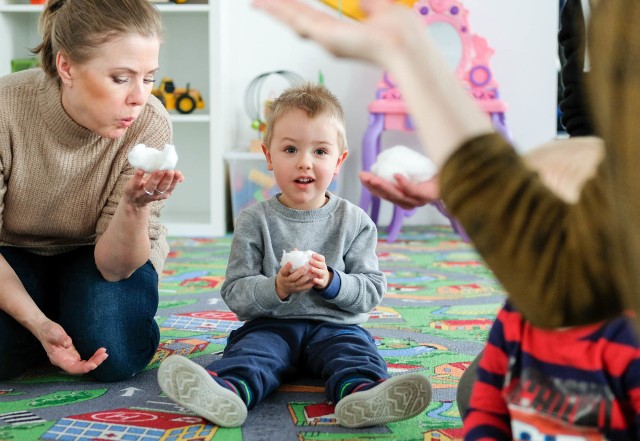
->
[225, 150, 339, 225]
[225, 151, 279, 225]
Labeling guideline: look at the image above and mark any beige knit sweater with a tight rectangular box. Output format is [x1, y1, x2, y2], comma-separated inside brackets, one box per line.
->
[0, 69, 173, 273]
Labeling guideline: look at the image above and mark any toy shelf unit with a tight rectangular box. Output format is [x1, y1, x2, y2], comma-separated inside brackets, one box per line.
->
[0, 0, 226, 237]
[360, 0, 509, 243]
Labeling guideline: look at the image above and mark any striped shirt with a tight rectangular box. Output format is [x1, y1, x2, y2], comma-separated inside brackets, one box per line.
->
[464, 302, 640, 440]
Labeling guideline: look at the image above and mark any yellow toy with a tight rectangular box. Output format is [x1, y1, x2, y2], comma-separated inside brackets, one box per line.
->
[152, 77, 205, 114]
[319, 0, 416, 20]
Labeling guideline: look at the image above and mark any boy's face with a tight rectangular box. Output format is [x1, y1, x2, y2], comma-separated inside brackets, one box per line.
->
[263, 108, 348, 210]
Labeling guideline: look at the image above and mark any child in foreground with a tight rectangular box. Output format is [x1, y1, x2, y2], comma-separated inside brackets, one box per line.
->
[464, 301, 640, 440]
[158, 83, 431, 428]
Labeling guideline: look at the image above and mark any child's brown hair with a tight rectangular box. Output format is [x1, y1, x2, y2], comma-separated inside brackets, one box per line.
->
[263, 82, 348, 153]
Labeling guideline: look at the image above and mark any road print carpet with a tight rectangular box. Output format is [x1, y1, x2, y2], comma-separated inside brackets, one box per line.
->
[0, 225, 506, 441]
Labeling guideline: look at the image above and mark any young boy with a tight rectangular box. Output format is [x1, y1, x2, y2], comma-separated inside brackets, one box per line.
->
[158, 83, 431, 428]
[464, 301, 640, 440]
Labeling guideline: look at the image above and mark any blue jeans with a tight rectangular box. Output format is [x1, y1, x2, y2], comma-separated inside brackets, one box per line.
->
[207, 318, 389, 407]
[0, 246, 160, 382]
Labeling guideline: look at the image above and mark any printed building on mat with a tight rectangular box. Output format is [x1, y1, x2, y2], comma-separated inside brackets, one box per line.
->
[42, 408, 218, 441]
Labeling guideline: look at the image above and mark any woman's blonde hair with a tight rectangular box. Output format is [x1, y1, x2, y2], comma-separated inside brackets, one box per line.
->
[32, 0, 163, 80]
[263, 83, 348, 153]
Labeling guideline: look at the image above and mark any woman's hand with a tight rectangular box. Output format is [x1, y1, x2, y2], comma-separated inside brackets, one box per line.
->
[35, 319, 108, 375]
[360, 171, 440, 209]
[253, 0, 492, 168]
[127, 169, 185, 207]
[252, 0, 420, 67]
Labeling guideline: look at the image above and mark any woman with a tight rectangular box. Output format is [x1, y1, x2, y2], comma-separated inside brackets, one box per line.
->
[252, 0, 636, 330]
[0, 0, 184, 382]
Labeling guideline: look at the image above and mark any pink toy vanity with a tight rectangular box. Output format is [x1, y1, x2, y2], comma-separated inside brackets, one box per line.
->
[360, 0, 509, 242]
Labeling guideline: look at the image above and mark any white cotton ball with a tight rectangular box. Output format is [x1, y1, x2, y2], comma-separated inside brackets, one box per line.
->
[371, 145, 437, 183]
[280, 249, 315, 271]
[128, 143, 179, 173]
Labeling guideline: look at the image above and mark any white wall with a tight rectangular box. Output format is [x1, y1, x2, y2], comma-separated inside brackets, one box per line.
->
[219, 0, 558, 227]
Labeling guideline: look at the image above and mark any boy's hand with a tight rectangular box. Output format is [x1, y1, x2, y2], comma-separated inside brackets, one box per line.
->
[308, 253, 332, 290]
[275, 263, 315, 299]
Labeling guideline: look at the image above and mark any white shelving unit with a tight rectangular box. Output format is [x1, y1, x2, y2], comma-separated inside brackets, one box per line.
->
[0, 0, 228, 237]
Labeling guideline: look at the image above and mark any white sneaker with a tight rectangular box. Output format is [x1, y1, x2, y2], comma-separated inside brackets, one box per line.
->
[334, 373, 432, 428]
[158, 355, 248, 427]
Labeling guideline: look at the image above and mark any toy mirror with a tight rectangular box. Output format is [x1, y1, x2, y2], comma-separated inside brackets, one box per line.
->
[413, 0, 506, 115]
[414, 0, 471, 80]
[426, 21, 463, 72]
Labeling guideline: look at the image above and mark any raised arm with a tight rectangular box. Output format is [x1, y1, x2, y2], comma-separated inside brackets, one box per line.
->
[252, 0, 494, 167]
[253, 0, 625, 328]
[94, 167, 183, 281]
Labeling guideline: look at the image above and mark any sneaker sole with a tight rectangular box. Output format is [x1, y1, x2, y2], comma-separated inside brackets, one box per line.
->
[335, 373, 432, 428]
[158, 355, 247, 427]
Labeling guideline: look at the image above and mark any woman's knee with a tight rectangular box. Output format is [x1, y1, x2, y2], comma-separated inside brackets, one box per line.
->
[87, 322, 160, 382]
[0, 312, 46, 380]
[0, 355, 28, 380]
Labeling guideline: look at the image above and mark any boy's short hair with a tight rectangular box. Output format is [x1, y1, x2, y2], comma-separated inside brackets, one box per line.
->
[263, 82, 348, 153]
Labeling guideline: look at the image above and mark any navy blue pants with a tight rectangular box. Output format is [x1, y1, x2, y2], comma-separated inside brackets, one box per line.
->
[0, 246, 160, 382]
[207, 318, 389, 408]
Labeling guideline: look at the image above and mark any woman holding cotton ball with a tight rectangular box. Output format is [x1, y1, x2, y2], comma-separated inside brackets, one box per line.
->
[363, 145, 441, 210]
[0, 0, 183, 383]
[371, 145, 437, 183]
[127, 143, 182, 198]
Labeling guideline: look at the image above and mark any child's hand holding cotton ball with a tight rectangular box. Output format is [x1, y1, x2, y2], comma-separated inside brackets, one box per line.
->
[128, 143, 179, 173]
[275, 249, 317, 300]
[281, 249, 315, 271]
[371, 145, 437, 183]
[276, 249, 331, 300]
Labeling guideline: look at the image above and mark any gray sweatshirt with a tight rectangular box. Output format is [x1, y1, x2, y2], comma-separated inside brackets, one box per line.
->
[220, 193, 386, 324]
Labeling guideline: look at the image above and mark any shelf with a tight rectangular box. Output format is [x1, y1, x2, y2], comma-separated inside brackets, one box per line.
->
[0, 4, 209, 12]
[170, 114, 210, 123]
[155, 4, 209, 13]
[164, 220, 214, 237]
[0, 5, 41, 12]
[1, 1, 226, 236]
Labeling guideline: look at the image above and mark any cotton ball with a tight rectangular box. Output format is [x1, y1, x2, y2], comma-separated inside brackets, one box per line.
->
[281, 249, 315, 271]
[371, 145, 437, 183]
[128, 143, 179, 173]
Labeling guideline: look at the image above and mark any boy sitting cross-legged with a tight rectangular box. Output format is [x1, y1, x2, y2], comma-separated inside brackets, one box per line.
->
[158, 83, 432, 428]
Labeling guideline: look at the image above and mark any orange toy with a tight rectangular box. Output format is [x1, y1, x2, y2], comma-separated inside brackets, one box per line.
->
[319, 0, 416, 20]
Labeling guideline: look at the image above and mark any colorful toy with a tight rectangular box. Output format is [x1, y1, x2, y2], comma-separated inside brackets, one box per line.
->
[152, 77, 205, 114]
[319, 0, 416, 20]
[11, 57, 39, 73]
[244, 70, 304, 145]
